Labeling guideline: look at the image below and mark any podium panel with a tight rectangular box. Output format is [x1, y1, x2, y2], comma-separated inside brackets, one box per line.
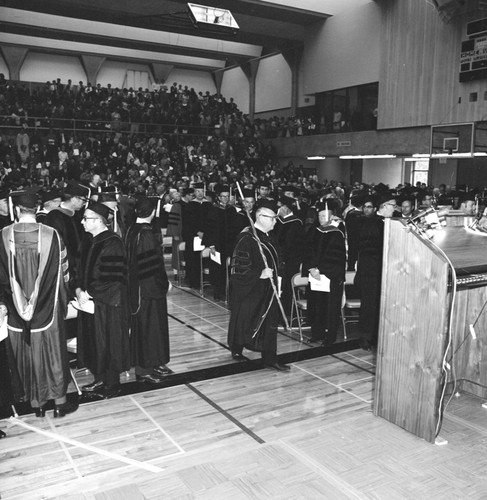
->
[374, 220, 450, 443]
[375, 219, 487, 442]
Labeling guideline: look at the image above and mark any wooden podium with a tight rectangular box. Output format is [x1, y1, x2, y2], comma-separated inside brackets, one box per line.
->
[374, 219, 487, 443]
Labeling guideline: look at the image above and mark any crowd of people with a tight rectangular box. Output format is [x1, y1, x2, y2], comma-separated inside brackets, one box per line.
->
[0, 74, 484, 436]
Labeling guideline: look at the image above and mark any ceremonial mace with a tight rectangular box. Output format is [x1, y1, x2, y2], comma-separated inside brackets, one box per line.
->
[236, 182, 292, 334]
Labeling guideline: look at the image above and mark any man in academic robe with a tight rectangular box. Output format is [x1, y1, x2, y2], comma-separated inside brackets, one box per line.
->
[302, 200, 346, 345]
[97, 187, 126, 239]
[166, 189, 184, 280]
[355, 193, 396, 351]
[227, 200, 290, 371]
[0, 189, 77, 417]
[36, 188, 62, 224]
[76, 201, 129, 398]
[202, 184, 239, 300]
[44, 180, 90, 292]
[0, 187, 12, 230]
[182, 182, 211, 289]
[234, 188, 256, 234]
[125, 196, 171, 384]
[275, 195, 305, 320]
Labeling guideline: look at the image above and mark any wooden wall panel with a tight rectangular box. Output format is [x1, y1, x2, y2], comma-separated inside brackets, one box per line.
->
[379, 0, 487, 129]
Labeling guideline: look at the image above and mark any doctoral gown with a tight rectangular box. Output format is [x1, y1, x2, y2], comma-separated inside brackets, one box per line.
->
[125, 222, 170, 369]
[77, 230, 130, 376]
[227, 227, 280, 354]
[0, 223, 70, 407]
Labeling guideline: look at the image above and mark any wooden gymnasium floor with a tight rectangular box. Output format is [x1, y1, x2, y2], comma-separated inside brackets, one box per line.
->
[2, 284, 487, 499]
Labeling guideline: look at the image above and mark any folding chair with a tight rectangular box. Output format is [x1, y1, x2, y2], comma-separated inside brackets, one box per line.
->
[200, 247, 212, 296]
[341, 270, 361, 340]
[290, 273, 308, 341]
[66, 338, 83, 395]
[225, 256, 232, 304]
[177, 241, 186, 286]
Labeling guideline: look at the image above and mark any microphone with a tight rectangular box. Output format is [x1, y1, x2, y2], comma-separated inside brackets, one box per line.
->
[407, 207, 436, 224]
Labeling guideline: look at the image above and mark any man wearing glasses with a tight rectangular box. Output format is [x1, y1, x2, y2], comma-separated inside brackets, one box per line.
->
[44, 180, 90, 293]
[76, 202, 129, 398]
[355, 193, 396, 351]
[227, 200, 290, 371]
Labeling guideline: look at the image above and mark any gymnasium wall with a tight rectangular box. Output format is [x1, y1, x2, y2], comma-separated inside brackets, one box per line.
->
[379, 0, 487, 129]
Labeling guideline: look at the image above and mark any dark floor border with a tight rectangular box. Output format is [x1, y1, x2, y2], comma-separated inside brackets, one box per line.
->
[7, 338, 362, 418]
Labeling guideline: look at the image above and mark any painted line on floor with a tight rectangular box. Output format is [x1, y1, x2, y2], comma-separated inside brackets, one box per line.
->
[9, 417, 164, 473]
[129, 395, 186, 454]
[279, 439, 367, 500]
[330, 353, 376, 375]
[186, 383, 265, 444]
[293, 365, 372, 404]
[46, 414, 83, 480]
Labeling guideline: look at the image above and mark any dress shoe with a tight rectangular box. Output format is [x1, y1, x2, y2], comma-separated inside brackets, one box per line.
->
[266, 362, 291, 372]
[136, 373, 164, 384]
[33, 406, 46, 418]
[53, 400, 78, 418]
[153, 365, 171, 376]
[232, 352, 245, 361]
[82, 380, 105, 392]
[104, 386, 122, 399]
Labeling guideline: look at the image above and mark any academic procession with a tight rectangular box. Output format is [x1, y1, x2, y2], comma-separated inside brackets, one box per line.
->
[3, 0, 487, 498]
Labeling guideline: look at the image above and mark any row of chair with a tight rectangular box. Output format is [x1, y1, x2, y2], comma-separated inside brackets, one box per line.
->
[163, 235, 361, 343]
[290, 271, 360, 342]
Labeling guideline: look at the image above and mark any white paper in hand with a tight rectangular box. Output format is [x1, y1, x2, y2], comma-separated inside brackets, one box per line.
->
[308, 273, 330, 292]
[0, 316, 7, 342]
[193, 236, 205, 251]
[210, 251, 221, 265]
[71, 298, 95, 314]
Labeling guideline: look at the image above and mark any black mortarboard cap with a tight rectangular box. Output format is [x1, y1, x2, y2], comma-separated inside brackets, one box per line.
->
[215, 184, 230, 194]
[316, 199, 339, 214]
[242, 188, 255, 198]
[97, 191, 118, 203]
[86, 201, 110, 221]
[377, 191, 396, 207]
[135, 195, 157, 217]
[64, 180, 91, 199]
[255, 199, 277, 213]
[11, 187, 41, 209]
[279, 195, 296, 209]
[41, 188, 61, 203]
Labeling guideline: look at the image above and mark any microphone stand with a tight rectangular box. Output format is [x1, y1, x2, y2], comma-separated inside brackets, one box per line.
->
[235, 182, 292, 336]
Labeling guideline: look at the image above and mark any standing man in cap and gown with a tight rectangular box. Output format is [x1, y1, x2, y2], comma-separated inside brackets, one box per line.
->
[125, 196, 171, 384]
[76, 201, 129, 398]
[227, 200, 290, 371]
[36, 188, 62, 223]
[234, 188, 256, 234]
[355, 192, 396, 351]
[302, 200, 346, 345]
[182, 182, 211, 289]
[275, 195, 305, 322]
[0, 188, 77, 417]
[166, 189, 184, 280]
[44, 180, 90, 290]
[97, 187, 126, 238]
[202, 184, 238, 301]
[0, 187, 12, 230]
